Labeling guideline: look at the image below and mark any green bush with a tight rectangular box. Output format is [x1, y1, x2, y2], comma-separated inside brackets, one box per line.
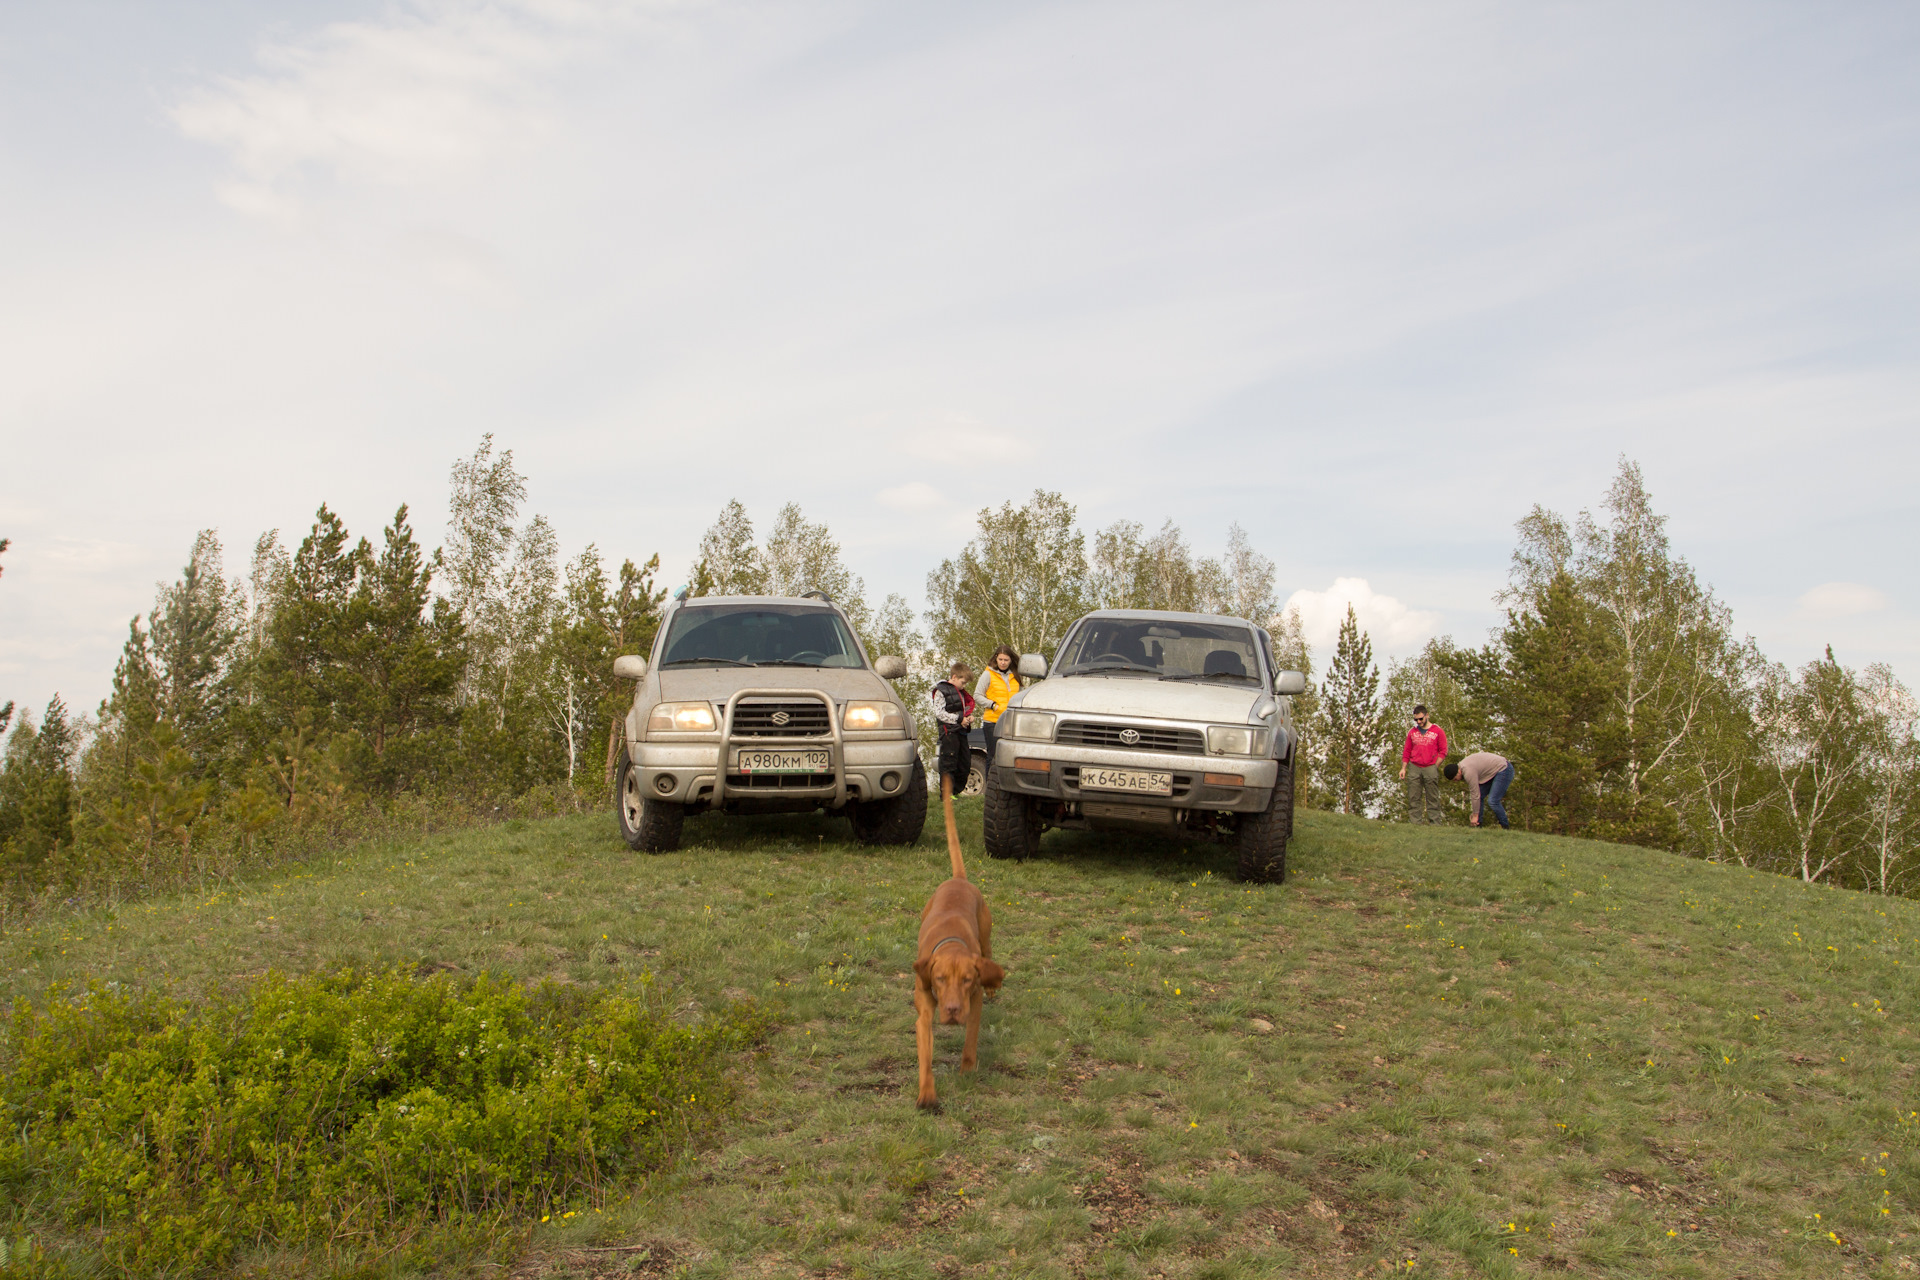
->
[0, 968, 766, 1275]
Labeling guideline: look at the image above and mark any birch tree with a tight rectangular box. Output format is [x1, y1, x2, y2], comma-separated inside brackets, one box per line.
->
[1757, 650, 1879, 884]
[691, 499, 768, 596]
[926, 490, 1087, 667]
[1858, 664, 1920, 895]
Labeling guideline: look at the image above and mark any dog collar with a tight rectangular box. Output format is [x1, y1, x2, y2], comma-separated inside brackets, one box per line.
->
[929, 936, 969, 955]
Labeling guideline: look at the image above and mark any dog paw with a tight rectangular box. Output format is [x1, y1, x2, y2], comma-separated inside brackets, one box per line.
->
[917, 1095, 943, 1112]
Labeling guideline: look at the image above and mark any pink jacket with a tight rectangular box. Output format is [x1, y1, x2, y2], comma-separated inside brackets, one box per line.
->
[1402, 724, 1448, 768]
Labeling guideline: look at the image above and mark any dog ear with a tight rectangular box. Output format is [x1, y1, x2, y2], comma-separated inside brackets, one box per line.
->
[913, 957, 932, 986]
[975, 958, 1005, 990]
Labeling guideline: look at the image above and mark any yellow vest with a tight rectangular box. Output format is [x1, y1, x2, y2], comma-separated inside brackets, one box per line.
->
[981, 669, 1020, 723]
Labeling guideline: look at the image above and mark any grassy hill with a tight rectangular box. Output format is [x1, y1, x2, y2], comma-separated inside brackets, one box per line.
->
[5, 804, 1919, 1278]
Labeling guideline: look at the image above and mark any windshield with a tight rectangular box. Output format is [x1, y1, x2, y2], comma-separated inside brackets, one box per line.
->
[660, 604, 865, 669]
[1056, 616, 1264, 685]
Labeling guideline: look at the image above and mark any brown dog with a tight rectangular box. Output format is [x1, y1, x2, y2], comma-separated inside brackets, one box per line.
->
[914, 776, 1006, 1109]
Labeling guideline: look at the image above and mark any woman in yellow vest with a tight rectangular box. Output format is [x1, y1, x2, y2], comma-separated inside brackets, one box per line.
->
[973, 645, 1021, 765]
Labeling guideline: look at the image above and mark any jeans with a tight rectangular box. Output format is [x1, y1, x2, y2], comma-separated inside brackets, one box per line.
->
[982, 720, 999, 767]
[1405, 764, 1442, 823]
[1478, 762, 1516, 829]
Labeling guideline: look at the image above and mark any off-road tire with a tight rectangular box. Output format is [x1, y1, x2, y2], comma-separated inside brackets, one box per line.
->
[849, 758, 929, 845]
[616, 748, 684, 853]
[963, 751, 988, 797]
[982, 773, 1043, 860]
[1236, 757, 1293, 883]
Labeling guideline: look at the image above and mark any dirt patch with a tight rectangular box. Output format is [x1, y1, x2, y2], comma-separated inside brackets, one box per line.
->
[512, 1240, 679, 1280]
[1076, 1158, 1153, 1236]
[903, 1162, 992, 1230]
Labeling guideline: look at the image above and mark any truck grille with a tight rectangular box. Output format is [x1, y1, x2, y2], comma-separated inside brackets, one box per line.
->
[731, 700, 832, 738]
[1057, 721, 1204, 753]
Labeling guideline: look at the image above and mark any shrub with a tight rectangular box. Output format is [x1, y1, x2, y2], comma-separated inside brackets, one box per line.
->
[0, 968, 766, 1275]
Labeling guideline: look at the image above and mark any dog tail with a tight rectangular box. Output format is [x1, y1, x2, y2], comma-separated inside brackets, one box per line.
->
[941, 774, 967, 881]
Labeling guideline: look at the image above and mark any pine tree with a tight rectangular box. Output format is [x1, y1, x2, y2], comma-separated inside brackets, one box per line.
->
[1495, 572, 1624, 836]
[0, 697, 77, 881]
[339, 506, 465, 791]
[1319, 605, 1384, 815]
[539, 547, 665, 787]
[147, 530, 245, 771]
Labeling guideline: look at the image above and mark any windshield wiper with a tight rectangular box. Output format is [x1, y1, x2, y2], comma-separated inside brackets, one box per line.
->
[754, 659, 823, 667]
[1065, 661, 1159, 676]
[662, 657, 757, 667]
[1160, 672, 1258, 683]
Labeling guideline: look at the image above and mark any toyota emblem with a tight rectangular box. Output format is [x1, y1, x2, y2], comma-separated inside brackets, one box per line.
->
[1118, 728, 1140, 745]
[770, 711, 791, 726]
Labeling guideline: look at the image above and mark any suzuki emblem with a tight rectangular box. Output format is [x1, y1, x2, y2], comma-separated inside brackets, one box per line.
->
[770, 711, 791, 726]
[1119, 728, 1141, 745]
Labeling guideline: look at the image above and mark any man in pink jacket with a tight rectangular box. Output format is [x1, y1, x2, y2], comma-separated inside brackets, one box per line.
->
[1398, 705, 1448, 824]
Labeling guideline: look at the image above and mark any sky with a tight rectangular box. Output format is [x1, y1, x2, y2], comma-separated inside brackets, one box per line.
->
[2, 0, 1917, 720]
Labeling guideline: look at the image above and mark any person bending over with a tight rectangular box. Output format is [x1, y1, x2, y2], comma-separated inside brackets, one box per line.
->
[1445, 751, 1515, 829]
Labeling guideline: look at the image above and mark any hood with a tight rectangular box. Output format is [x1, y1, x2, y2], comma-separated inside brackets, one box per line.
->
[1014, 675, 1264, 724]
[657, 665, 898, 705]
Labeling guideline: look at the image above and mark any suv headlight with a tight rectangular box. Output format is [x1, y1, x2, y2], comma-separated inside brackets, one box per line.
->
[1004, 711, 1056, 742]
[647, 701, 716, 733]
[1207, 725, 1270, 756]
[843, 701, 903, 731]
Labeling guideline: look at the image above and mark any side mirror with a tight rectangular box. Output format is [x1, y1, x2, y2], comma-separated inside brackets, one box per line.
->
[1018, 654, 1048, 679]
[613, 655, 648, 681]
[1274, 670, 1307, 696]
[874, 655, 907, 679]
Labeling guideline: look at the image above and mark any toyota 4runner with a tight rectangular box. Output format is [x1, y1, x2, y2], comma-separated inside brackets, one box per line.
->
[612, 593, 927, 852]
[980, 609, 1307, 882]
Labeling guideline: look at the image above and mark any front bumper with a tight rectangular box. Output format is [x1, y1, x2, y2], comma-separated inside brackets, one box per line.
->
[631, 688, 918, 808]
[989, 738, 1277, 813]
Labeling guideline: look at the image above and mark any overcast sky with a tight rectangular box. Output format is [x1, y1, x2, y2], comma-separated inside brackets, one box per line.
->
[3, 0, 1917, 719]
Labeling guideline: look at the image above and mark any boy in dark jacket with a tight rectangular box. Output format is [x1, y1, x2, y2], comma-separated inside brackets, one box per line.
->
[929, 661, 976, 797]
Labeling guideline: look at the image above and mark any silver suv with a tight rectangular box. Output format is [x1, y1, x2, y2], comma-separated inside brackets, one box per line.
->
[611, 593, 926, 852]
[980, 609, 1307, 882]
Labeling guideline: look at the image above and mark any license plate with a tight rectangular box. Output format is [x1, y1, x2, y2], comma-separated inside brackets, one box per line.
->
[1079, 766, 1173, 795]
[734, 749, 830, 774]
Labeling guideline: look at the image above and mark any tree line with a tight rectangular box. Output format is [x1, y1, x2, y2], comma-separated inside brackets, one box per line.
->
[1309, 462, 1920, 895]
[2, 450, 1913, 903]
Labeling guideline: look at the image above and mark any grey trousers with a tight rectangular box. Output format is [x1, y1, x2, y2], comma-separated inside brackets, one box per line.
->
[1405, 764, 1443, 824]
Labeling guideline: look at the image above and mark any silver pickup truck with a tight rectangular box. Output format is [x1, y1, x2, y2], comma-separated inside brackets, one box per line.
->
[611, 593, 926, 852]
[980, 609, 1307, 882]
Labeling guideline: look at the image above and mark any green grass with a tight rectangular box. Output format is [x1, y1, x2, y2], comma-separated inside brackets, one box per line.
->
[6, 804, 1920, 1278]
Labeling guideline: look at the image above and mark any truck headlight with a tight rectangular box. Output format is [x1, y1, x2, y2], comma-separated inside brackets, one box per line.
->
[1207, 726, 1270, 756]
[843, 701, 903, 731]
[647, 701, 716, 733]
[1005, 711, 1056, 742]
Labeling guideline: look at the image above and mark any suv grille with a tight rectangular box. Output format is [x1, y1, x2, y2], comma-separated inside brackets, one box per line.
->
[732, 700, 831, 738]
[726, 771, 834, 790]
[1057, 721, 1204, 753]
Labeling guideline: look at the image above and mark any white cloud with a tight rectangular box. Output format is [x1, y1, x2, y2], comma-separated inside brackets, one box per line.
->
[1796, 582, 1888, 617]
[1284, 578, 1441, 655]
[172, 0, 651, 214]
